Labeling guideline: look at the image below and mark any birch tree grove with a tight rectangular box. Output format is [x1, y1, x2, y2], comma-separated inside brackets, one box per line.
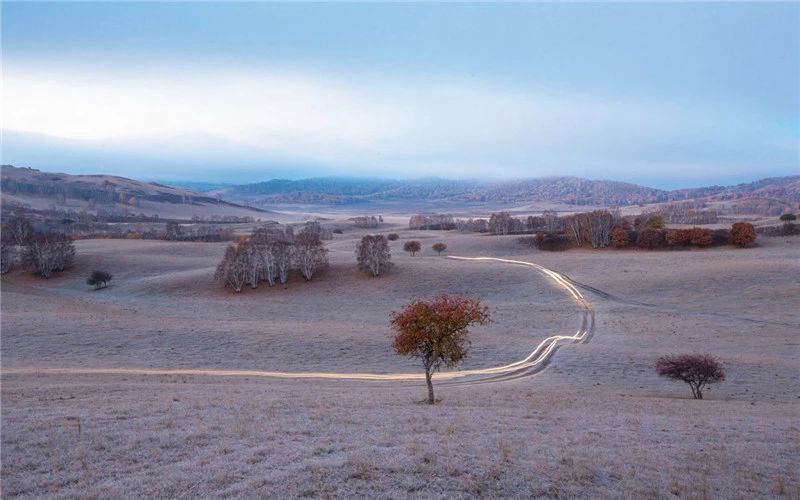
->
[356, 234, 392, 277]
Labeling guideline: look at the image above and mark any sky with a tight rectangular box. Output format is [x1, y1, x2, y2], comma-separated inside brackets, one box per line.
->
[2, 2, 798, 188]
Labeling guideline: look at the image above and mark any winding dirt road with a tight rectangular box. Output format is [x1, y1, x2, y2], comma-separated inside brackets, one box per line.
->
[2, 256, 595, 384]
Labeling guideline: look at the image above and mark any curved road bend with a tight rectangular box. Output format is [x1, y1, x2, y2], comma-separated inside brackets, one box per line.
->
[2, 256, 595, 384]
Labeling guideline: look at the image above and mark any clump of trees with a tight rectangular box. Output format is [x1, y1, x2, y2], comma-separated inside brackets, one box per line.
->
[87, 270, 113, 289]
[391, 294, 490, 404]
[432, 242, 447, 255]
[409, 214, 455, 230]
[21, 233, 75, 278]
[387, 233, 400, 241]
[215, 225, 328, 293]
[730, 222, 757, 247]
[656, 354, 725, 399]
[351, 215, 382, 228]
[356, 234, 392, 277]
[403, 240, 421, 256]
[779, 213, 796, 222]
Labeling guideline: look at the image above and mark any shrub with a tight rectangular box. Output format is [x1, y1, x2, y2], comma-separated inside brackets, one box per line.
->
[730, 222, 756, 247]
[779, 213, 796, 222]
[403, 240, 421, 256]
[689, 227, 713, 247]
[431, 242, 447, 255]
[656, 354, 725, 399]
[533, 232, 570, 251]
[635, 229, 664, 249]
[666, 229, 693, 247]
[610, 226, 629, 249]
[711, 228, 730, 246]
[391, 294, 490, 404]
[332, 229, 343, 234]
[387, 233, 399, 241]
[87, 270, 112, 289]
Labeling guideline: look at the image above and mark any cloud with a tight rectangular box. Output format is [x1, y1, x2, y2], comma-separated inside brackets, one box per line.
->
[2, 63, 795, 183]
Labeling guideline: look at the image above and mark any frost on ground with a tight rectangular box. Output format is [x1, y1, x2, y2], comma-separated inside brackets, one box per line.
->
[1, 230, 799, 497]
[2, 375, 799, 499]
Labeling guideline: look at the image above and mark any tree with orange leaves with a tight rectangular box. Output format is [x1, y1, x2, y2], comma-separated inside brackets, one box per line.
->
[391, 294, 490, 404]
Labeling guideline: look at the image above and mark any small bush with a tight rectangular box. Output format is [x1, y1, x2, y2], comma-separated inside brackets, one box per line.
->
[432, 242, 447, 255]
[332, 229, 344, 234]
[690, 227, 713, 247]
[87, 270, 113, 289]
[666, 229, 693, 247]
[387, 233, 399, 241]
[636, 229, 664, 249]
[779, 213, 796, 222]
[610, 226, 629, 248]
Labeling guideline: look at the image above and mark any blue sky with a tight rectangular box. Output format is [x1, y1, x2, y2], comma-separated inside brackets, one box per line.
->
[2, 2, 798, 188]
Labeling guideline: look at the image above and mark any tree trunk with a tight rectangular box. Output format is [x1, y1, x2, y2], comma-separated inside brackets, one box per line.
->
[425, 371, 435, 404]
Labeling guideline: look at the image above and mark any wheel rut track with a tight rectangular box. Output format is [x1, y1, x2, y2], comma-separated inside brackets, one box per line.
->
[3, 256, 599, 385]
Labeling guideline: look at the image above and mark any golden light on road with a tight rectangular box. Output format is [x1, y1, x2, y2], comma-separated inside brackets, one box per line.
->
[4, 257, 594, 384]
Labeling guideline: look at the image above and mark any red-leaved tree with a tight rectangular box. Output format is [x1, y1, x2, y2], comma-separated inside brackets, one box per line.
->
[391, 294, 490, 404]
[730, 222, 756, 247]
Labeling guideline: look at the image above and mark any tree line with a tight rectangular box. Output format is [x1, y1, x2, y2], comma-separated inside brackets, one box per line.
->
[1, 215, 76, 277]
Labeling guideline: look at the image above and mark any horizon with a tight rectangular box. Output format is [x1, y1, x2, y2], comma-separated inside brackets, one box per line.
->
[2, 2, 799, 189]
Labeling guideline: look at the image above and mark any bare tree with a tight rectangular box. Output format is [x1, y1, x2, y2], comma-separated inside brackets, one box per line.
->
[294, 232, 328, 281]
[391, 294, 490, 404]
[584, 210, 614, 248]
[21, 233, 75, 278]
[403, 240, 421, 256]
[5, 215, 33, 245]
[86, 270, 112, 289]
[542, 210, 562, 232]
[214, 244, 249, 292]
[656, 354, 726, 399]
[488, 212, 513, 235]
[1, 244, 14, 274]
[356, 234, 392, 277]
[272, 240, 293, 285]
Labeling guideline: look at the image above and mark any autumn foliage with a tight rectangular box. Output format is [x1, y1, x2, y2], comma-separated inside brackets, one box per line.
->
[730, 222, 756, 247]
[610, 226, 629, 248]
[391, 294, 490, 404]
[656, 353, 725, 399]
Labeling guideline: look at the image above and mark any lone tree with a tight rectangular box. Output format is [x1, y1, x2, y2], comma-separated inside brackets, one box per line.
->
[730, 222, 756, 247]
[656, 354, 725, 399]
[432, 242, 447, 255]
[391, 294, 490, 404]
[87, 270, 112, 289]
[404, 240, 421, 256]
[356, 234, 392, 277]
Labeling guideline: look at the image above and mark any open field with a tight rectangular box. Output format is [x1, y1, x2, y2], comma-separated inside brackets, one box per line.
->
[2, 224, 799, 498]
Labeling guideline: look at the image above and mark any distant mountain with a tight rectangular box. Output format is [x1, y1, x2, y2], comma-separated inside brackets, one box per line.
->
[1, 165, 269, 218]
[214, 174, 800, 216]
[215, 176, 667, 206]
